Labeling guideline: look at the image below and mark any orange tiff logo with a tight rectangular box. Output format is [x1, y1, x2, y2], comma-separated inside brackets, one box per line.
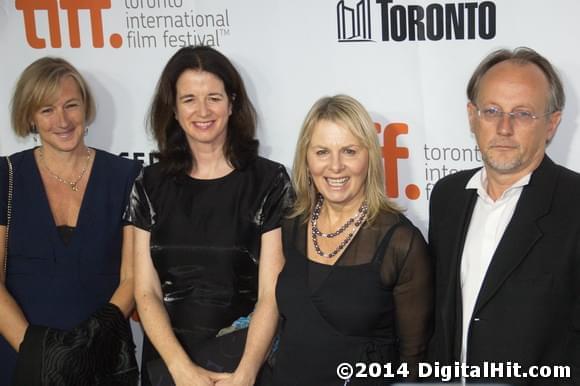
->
[16, 0, 122, 48]
[375, 122, 420, 200]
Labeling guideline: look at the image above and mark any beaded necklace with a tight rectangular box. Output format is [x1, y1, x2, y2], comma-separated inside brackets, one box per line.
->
[310, 195, 368, 258]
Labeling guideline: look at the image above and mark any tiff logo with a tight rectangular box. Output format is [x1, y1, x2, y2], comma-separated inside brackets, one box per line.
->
[337, 0, 372, 42]
[16, 0, 123, 48]
[376, 122, 420, 200]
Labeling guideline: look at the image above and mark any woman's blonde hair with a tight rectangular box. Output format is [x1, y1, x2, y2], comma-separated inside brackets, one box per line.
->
[290, 94, 399, 224]
[11, 57, 95, 137]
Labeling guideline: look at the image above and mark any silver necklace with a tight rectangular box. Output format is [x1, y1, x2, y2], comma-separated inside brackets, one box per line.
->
[39, 147, 91, 192]
[311, 195, 368, 258]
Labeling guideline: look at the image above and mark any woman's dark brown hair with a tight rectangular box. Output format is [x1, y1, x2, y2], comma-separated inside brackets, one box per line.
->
[149, 45, 258, 175]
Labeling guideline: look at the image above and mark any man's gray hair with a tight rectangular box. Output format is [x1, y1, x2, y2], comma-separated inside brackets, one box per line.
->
[467, 47, 565, 113]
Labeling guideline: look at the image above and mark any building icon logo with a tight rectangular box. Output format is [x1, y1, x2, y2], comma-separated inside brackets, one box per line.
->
[337, 0, 372, 42]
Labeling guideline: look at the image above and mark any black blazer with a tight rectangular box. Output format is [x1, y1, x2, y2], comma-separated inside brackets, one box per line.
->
[427, 156, 580, 385]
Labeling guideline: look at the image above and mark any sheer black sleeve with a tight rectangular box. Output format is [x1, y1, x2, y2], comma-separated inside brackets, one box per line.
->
[381, 222, 433, 379]
[0, 157, 8, 226]
[260, 165, 294, 234]
[334, 211, 434, 378]
[123, 169, 155, 231]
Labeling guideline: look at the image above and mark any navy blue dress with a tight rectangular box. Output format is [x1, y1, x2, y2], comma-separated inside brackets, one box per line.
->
[0, 149, 140, 386]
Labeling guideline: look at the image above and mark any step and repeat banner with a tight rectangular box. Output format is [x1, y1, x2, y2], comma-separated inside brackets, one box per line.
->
[1, 0, 579, 232]
[2, 0, 579, 373]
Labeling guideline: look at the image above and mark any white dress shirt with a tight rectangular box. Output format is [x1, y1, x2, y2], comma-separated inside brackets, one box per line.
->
[460, 168, 531, 364]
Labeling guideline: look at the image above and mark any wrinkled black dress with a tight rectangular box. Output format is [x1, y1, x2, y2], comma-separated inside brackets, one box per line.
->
[272, 212, 433, 386]
[124, 157, 293, 386]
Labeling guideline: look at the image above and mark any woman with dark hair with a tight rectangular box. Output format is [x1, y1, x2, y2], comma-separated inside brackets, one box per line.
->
[125, 46, 293, 386]
[0, 57, 140, 385]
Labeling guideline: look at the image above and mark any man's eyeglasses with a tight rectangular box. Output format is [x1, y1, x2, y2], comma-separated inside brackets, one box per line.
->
[475, 105, 554, 126]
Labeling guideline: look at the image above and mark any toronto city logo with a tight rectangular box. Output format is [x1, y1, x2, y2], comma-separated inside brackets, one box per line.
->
[337, 0, 496, 42]
[337, 0, 373, 42]
[16, 0, 122, 48]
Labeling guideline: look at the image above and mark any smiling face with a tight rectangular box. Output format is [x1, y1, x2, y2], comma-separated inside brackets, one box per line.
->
[33, 76, 86, 153]
[468, 60, 561, 179]
[174, 69, 232, 151]
[307, 119, 369, 208]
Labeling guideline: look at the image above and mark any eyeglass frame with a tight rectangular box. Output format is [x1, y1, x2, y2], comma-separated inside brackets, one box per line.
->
[472, 103, 556, 125]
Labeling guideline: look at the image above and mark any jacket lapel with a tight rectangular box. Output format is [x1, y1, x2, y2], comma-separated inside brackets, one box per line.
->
[472, 157, 558, 315]
[437, 172, 478, 360]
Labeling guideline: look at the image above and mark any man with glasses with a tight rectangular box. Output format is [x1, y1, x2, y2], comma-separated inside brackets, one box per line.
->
[426, 47, 579, 385]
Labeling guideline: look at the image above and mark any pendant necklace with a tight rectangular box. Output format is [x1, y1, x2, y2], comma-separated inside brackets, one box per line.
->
[39, 147, 92, 192]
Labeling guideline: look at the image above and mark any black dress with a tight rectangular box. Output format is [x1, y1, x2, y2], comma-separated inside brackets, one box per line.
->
[272, 211, 433, 386]
[124, 157, 293, 385]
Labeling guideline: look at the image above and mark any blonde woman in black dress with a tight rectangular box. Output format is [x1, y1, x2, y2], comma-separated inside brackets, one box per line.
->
[272, 95, 433, 385]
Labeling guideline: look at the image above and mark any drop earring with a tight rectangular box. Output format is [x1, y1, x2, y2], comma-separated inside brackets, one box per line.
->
[84, 127, 89, 136]
[31, 124, 38, 143]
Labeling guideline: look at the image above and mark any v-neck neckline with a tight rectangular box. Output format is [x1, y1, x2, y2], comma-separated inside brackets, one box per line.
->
[31, 148, 99, 246]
